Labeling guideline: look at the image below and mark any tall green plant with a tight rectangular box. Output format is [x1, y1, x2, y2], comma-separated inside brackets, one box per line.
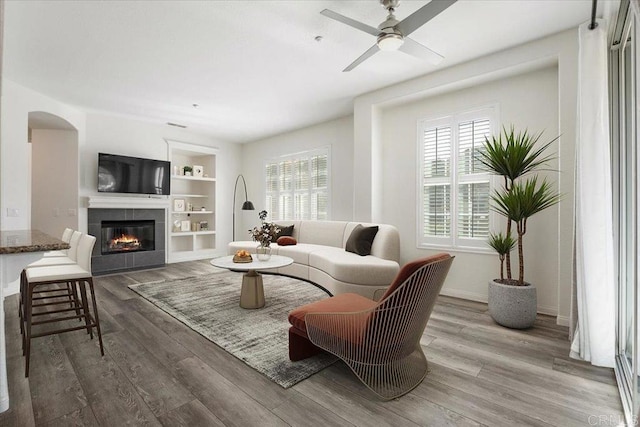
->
[477, 126, 560, 285]
[487, 232, 517, 281]
[491, 177, 562, 285]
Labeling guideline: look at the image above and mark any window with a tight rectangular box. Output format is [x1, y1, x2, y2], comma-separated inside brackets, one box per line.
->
[265, 148, 330, 221]
[418, 108, 495, 249]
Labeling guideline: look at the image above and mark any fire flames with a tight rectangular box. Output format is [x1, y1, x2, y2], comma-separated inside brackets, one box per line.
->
[109, 234, 141, 251]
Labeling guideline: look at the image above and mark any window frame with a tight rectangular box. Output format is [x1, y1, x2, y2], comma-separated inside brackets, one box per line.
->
[416, 106, 499, 251]
[264, 147, 331, 221]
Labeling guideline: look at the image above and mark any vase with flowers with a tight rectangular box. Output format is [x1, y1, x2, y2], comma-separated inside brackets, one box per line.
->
[249, 210, 280, 261]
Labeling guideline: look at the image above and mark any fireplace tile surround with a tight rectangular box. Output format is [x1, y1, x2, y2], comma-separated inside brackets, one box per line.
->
[88, 208, 165, 275]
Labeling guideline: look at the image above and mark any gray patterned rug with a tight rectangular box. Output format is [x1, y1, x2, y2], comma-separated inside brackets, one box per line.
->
[128, 271, 336, 388]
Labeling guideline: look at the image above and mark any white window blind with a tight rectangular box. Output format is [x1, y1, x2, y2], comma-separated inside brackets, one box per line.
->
[418, 108, 494, 249]
[265, 148, 330, 221]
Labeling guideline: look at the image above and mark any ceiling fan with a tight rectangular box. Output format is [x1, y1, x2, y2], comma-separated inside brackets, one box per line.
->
[321, 0, 457, 72]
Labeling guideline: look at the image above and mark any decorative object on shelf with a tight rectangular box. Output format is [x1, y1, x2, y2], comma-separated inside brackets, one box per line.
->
[200, 221, 209, 230]
[193, 165, 204, 177]
[174, 199, 185, 212]
[250, 210, 280, 262]
[181, 220, 191, 232]
[173, 220, 181, 232]
[187, 202, 193, 211]
[478, 126, 561, 329]
[232, 174, 255, 241]
[173, 165, 179, 176]
[201, 207, 206, 211]
[183, 165, 193, 176]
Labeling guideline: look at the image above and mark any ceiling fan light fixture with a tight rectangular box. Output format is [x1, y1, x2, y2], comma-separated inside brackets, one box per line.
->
[377, 33, 404, 51]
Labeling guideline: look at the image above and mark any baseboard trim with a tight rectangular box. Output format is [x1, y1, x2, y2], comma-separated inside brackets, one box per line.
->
[440, 288, 487, 303]
[556, 315, 570, 327]
[440, 289, 560, 318]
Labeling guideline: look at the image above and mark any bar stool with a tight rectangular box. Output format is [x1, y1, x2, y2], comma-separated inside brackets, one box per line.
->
[22, 234, 103, 377]
[42, 228, 74, 257]
[19, 231, 82, 331]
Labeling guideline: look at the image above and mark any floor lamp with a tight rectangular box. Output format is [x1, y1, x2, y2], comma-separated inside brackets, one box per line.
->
[233, 174, 255, 241]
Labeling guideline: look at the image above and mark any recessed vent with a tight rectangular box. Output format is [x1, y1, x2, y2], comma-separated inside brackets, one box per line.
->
[167, 122, 187, 128]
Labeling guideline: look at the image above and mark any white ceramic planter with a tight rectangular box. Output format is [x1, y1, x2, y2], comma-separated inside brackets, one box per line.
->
[488, 280, 537, 329]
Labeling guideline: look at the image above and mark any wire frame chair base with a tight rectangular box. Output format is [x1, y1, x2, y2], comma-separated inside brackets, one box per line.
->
[305, 256, 453, 400]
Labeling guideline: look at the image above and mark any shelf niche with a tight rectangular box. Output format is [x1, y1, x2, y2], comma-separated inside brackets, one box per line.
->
[166, 140, 218, 263]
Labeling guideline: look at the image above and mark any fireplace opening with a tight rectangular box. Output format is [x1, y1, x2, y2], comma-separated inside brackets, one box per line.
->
[101, 220, 155, 255]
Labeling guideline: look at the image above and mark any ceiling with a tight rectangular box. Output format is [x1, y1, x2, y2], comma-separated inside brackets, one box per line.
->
[4, 1, 595, 143]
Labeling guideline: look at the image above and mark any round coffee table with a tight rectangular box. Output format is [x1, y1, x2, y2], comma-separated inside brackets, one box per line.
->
[210, 255, 293, 309]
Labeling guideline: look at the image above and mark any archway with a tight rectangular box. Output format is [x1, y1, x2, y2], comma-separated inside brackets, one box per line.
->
[28, 111, 79, 237]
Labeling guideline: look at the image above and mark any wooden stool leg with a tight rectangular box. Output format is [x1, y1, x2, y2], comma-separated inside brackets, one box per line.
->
[87, 278, 104, 356]
[66, 282, 75, 309]
[69, 281, 81, 321]
[78, 281, 93, 338]
[19, 270, 25, 335]
[24, 283, 33, 377]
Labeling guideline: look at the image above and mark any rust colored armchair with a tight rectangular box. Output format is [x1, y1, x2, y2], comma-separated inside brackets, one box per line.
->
[288, 253, 453, 400]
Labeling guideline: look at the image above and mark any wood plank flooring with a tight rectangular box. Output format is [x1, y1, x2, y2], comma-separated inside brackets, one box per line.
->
[0, 260, 624, 426]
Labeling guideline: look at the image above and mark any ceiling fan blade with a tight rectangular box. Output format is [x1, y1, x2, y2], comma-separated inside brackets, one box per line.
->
[398, 37, 444, 64]
[343, 44, 380, 72]
[396, 0, 457, 37]
[320, 9, 380, 37]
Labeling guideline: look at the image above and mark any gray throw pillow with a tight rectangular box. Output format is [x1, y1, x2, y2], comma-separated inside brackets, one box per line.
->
[345, 224, 379, 256]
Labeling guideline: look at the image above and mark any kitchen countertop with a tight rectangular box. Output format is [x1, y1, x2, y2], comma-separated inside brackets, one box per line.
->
[0, 230, 70, 254]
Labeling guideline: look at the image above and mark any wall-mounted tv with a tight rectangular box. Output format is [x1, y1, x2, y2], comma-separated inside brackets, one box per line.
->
[98, 153, 170, 195]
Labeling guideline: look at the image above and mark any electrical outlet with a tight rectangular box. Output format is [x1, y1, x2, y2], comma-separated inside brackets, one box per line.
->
[67, 208, 77, 217]
[6, 208, 19, 217]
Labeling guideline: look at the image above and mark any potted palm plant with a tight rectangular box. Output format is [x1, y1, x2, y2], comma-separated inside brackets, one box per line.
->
[478, 126, 561, 329]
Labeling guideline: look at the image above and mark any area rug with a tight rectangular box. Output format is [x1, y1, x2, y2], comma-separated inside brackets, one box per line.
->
[128, 272, 336, 388]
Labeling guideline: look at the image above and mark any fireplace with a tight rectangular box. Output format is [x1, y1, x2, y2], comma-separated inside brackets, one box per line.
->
[101, 220, 155, 255]
[88, 208, 165, 275]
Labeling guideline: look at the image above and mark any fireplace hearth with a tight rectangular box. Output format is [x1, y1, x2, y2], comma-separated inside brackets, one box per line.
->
[89, 208, 165, 275]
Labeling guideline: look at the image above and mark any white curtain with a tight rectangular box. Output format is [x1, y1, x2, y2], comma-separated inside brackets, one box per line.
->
[570, 18, 616, 368]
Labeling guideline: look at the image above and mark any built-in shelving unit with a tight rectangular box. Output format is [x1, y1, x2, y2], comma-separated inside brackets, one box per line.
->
[166, 140, 218, 263]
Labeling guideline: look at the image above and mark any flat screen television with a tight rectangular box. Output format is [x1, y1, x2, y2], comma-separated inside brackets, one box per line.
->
[98, 153, 171, 195]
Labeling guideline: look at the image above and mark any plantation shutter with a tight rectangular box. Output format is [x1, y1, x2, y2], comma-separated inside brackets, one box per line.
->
[422, 126, 452, 238]
[311, 154, 328, 220]
[265, 148, 330, 221]
[279, 160, 294, 220]
[418, 107, 495, 249]
[457, 119, 491, 239]
[265, 162, 279, 220]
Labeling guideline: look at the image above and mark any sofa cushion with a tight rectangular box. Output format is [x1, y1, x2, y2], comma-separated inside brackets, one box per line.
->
[277, 243, 325, 265]
[309, 247, 399, 286]
[345, 224, 379, 256]
[298, 221, 347, 248]
[277, 236, 297, 246]
[288, 292, 377, 332]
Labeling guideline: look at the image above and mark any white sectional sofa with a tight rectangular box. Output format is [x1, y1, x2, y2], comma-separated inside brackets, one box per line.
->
[228, 220, 400, 299]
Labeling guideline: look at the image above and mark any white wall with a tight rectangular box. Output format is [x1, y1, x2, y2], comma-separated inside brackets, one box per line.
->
[1, 79, 86, 231]
[353, 29, 578, 324]
[31, 129, 79, 238]
[240, 115, 354, 234]
[82, 112, 242, 250]
[0, 80, 242, 269]
[380, 66, 560, 315]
